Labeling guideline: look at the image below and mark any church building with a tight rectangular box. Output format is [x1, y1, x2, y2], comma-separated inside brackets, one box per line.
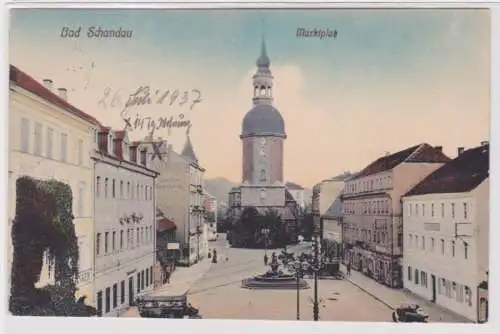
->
[227, 36, 299, 245]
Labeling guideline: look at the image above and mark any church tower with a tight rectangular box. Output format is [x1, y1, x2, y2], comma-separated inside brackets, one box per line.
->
[240, 35, 286, 186]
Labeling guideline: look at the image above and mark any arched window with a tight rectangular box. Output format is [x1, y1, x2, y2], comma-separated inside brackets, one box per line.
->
[260, 85, 266, 96]
[260, 168, 266, 182]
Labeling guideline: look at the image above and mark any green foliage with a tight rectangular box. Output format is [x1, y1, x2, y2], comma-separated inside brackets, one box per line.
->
[230, 208, 286, 248]
[9, 176, 90, 316]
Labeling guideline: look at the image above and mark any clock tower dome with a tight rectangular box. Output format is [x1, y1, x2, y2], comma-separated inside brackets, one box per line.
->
[241, 35, 286, 185]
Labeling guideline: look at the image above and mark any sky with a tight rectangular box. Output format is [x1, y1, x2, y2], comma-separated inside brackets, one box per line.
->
[9, 9, 490, 188]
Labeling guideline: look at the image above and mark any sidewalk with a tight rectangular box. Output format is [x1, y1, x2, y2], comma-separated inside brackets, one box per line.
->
[119, 258, 212, 317]
[341, 264, 472, 323]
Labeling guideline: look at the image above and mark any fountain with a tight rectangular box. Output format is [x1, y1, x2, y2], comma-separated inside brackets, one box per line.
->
[241, 253, 309, 290]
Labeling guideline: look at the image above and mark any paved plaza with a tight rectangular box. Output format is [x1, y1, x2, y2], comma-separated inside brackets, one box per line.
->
[122, 237, 470, 322]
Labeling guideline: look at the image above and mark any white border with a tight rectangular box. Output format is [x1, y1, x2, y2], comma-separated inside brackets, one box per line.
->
[1, 2, 497, 334]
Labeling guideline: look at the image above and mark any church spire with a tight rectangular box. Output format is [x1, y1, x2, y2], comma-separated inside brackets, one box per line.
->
[181, 125, 198, 163]
[256, 33, 270, 68]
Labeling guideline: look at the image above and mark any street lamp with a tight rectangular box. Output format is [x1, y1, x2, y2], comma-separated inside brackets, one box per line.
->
[294, 260, 305, 320]
[261, 228, 270, 256]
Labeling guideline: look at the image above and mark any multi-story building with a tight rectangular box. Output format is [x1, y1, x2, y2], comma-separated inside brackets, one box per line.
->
[8, 65, 99, 304]
[402, 143, 489, 322]
[92, 128, 158, 316]
[203, 193, 218, 241]
[341, 143, 451, 288]
[285, 182, 305, 210]
[150, 133, 207, 266]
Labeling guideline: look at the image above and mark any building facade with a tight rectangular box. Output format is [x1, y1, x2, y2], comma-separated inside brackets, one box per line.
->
[149, 133, 207, 266]
[8, 66, 99, 304]
[93, 128, 158, 316]
[227, 36, 299, 242]
[285, 182, 305, 210]
[341, 143, 451, 288]
[402, 143, 489, 322]
[203, 193, 218, 241]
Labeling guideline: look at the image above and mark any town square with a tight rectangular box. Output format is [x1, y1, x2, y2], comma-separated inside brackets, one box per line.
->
[6, 8, 489, 324]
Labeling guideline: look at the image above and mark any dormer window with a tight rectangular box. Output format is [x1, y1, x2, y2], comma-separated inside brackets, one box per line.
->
[123, 141, 129, 160]
[140, 149, 147, 166]
[108, 134, 114, 155]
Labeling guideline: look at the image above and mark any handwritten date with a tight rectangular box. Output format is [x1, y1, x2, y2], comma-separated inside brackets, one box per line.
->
[98, 86, 203, 110]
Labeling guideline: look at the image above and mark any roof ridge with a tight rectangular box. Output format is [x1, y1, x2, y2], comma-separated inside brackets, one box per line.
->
[403, 143, 426, 162]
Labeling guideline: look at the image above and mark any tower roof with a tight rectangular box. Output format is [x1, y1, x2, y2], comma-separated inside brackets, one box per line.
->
[256, 34, 270, 68]
[181, 128, 198, 163]
[241, 104, 286, 138]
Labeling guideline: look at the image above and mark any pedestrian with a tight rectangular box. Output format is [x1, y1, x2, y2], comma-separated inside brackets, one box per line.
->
[264, 254, 268, 266]
[347, 262, 351, 277]
[166, 270, 171, 284]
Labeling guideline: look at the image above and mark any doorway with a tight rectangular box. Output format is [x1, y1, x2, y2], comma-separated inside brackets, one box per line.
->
[431, 274, 436, 303]
[128, 277, 134, 306]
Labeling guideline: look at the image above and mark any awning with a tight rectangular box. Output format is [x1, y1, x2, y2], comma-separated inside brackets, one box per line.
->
[157, 217, 177, 232]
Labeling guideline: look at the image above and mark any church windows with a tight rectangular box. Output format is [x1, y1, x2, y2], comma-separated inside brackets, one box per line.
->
[260, 168, 267, 182]
[260, 85, 266, 97]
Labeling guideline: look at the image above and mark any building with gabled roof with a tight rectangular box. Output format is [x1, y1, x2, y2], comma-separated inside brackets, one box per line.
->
[341, 143, 451, 288]
[8, 65, 101, 308]
[402, 142, 489, 322]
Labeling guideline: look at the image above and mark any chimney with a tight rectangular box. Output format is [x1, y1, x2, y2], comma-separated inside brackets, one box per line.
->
[434, 146, 443, 152]
[42, 79, 53, 91]
[57, 88, 68, 101]
[481, 141, 489, 146]
[458, 147, 465, 156]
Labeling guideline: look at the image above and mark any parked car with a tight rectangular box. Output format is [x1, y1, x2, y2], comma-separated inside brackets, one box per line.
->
[392, 304, 429, 323]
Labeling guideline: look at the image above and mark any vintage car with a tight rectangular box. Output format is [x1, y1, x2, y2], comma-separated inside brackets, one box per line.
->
[392, 304, 429, 323]
[136, 293, 202, 318]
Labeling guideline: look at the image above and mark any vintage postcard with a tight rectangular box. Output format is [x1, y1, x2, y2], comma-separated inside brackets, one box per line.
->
[6, 7, 490, 323]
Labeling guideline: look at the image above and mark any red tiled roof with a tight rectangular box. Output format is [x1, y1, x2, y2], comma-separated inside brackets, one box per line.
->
[157, 218, 177, 232]
[9, 65, 102, 126]
[353, 143, 451, 180]
[405, 143, 489, 196]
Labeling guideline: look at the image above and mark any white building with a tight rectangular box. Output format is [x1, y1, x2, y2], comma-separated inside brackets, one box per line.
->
[402, 143, 489, 322]
[285, 182, 305, 210]
[149, 133, 208, 266]
[8, 66, 98, 304]
[342, 143, 451, 288]
[93, 128, 158, 316]
[203, 193, 218, 241]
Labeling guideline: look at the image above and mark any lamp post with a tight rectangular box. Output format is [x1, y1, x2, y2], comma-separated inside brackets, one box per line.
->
[262, 228, 270, 256]
[294, 260, 302, 320]
[312, 234, 320, 321]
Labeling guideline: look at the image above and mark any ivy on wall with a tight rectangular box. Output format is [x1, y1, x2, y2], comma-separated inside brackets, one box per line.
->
[9, 176, 97, 316]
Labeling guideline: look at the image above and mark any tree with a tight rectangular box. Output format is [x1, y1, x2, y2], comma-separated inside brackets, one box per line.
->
[300, 213, 314, 241]
[259, 209, 283, 247]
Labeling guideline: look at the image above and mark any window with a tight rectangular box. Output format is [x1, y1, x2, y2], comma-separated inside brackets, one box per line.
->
[120, 181, 124, 198]
[34, 122, 42, 155]
[96, 233, 101, 255]
[422, 204, 425, 216]
[96, 176, 101, 197]
[96, 291, 103, 316]
[451, 203, 455, 218]
[414, 269, 419, 284]
[416, 204, 419, 216]
[441, 239, 445, 255]
[127, 229, 131, 248]
[46, 127, 54, 158]
[78, 139, 83, 165]
[112, 179, 116, 198]
[104, 232, 109, 254]
[431, 203, 434, 217]
[409, 204, 412, 216]
[145, 186, 148, 200]
[20, 118, 30, 152]
[112, 231, 116, 251]
[137, 228, 140, 246]
[120, 230, 124, 250]
[140, 149, 147, 165]
[120, 280, 125, 304]
[141, 227, 144, 244]
[464, 242, 468, 259]
[409, 234, 413, 246]
[465, 286, 472, 306]
[105, 287, 110, 313]
[137, 273, 140, 293]
[441, 203, 445, 217]
[451, 240, 455, 257]
[78, 182, 85, 217]
[141, 270, 145, 290]
[146, 268, 149, 287]
[104, 178, 109, 198]
[112, 283, 118, 308]
[150, 266, 153, 285]
[408, 266, 412, 281]
[421, 271, 427, 287]
[127, 182, 131, 198]
[457, 284, 464, 302]
[61, 133, 68, 162]
[136, 184, 140, 199]
[422, 236, 425, 250]
[431, 237, 435, 251]
[463, 202, 468, 219]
